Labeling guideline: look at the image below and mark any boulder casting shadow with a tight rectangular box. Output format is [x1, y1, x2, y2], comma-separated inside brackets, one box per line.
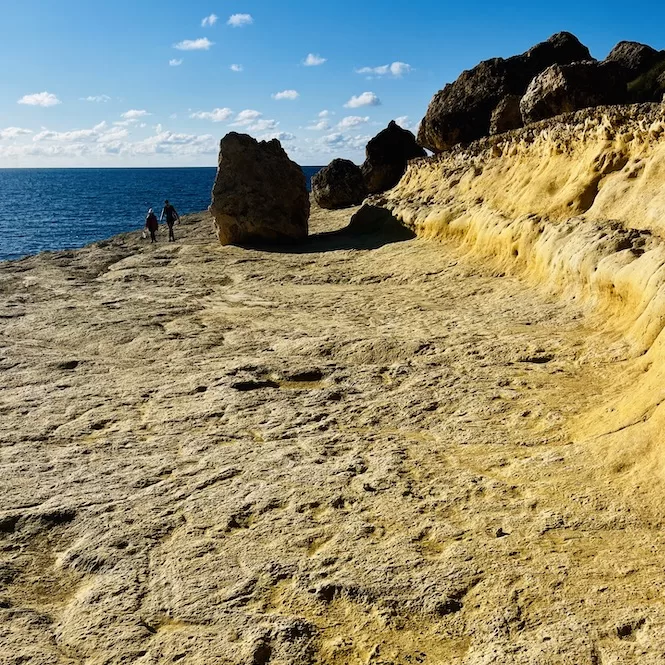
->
[235, 205, 415, 254]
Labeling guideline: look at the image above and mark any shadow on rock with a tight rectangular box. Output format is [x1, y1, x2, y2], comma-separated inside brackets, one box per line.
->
[238, 205, 415, 254]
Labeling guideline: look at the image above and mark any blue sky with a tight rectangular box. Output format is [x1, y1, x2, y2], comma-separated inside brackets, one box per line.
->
[2, 0, 664, 167]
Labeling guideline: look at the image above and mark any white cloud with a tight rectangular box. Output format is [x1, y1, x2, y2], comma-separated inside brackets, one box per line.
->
[174, 38, 214, 51]
[169, 59, 183, 67]
[395, 116, 412, 130]
[272, 89, 299, 101]
[169, 113, 178, 119]
[261, 131, 296, 142]
[155, 124, 163, 134]
[32, 121, 128, 144]
[227, 14, 253, 27]
[304, 53, 326, 66]
[318, 132, 371, 152]
[230, 64, 243, 72]
[337, 116, 369, 130]
[201, 13, 218, 27]
[232, 109, 263, 126]
[83, 95, 111, 103]
[121, 109, 151, 120]
[344, 92, 381, 108]
[355, 62, 413, 78]
[307, 119, 330, 131]
[190, 107, 233, 122]
[319, 110, 332, 118]
[18, 92, 61, 107]
[0, 127, 33, 139]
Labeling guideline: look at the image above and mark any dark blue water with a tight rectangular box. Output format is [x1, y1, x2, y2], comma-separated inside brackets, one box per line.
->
[0, 167, 323, 262]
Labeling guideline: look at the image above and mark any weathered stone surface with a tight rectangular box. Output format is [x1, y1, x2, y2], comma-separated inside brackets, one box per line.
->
[605, 40, 662, 80]
[311, 158, 367, 209]
[520, 61, 626, 125]
[489, 95, 524, 135]
[361, 121, 426, 194]
[417, 31, 591, 152]
[210, 132, 309, 245]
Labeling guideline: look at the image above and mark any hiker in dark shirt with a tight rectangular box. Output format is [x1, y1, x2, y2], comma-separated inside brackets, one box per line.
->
[145, 208, 159, 243]
[160, 200, 180, 242]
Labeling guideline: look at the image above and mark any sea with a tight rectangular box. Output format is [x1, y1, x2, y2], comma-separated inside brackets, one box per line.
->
[0, 167, 323, 262]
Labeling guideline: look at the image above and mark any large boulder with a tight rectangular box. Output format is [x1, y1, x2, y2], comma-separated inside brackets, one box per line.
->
[361, 121, 426, 194]
[311, 159, 367, 209]
[418, 31, 592, 152]
[520, 61, 627, 125]
[605, 41, 661, 80]
[210, 132, 309, 245]
[489, 95, 523, 135]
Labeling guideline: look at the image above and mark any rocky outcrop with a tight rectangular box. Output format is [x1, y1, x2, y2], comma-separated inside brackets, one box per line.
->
[361, 121, 426, 194]
[210, 132, 309, 245]
[520, 61, 626, 124]
[605, 41, 662, 80]
[311, 159, 367, 209]
[417, 31, 591, 152]
[489, 95, 523, 135]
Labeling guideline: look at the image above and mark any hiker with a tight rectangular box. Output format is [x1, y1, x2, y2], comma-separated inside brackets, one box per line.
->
[145, 208, 159, 243]
[160, 200, 180, 242]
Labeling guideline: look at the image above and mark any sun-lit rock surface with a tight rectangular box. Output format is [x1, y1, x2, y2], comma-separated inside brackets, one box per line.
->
[5, 104, 665, 662]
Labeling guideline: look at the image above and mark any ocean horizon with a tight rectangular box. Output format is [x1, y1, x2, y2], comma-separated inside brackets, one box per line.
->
[0, 166, 323, 262]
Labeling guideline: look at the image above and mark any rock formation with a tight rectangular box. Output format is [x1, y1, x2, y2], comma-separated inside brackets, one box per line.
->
[417, 31, 591, 152]
[520, 61, 626, 124]
[311, 158, 367, 209]
[210, 132, 310, 245]
[361, 121, 426, 194]
[489, 95, 523, 135]
[605, 40, 662, 80]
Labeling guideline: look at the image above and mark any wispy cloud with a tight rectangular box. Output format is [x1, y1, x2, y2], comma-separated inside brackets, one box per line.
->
[319, 132, 371, 151]
[394, 116, 412, 130]
[355, 62, 413, 78]
[18, 92, 61, 107]
[201, 14, 218, 27]
[169, 59, 183, 67]
[337, 116, 369, 130]
[306, 119, 330, 131]
[190, 107, 233, 122]
[83, 95, 111, 103]
[121, 109, 151, 120]
[303, 53, 326, 66]
[261, 131, 296, 142]
[227, 14, 253, 27]
[230, 64, 244, 72]
[173, 38, 214, 51]
[232, 109, 262, 125]
[231, 110, 279, 132]
[319, 110, 332, 118]
[32, 121, 129, 144]
[344, 92, 381, 109]
[0, 127, 33, 139]
[272, 89, 299, 101]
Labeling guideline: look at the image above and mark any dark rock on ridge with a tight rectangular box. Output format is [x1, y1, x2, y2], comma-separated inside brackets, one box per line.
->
[605, 41, 662, 80]
[417, 31, 592, 152]
[311, 159, 367, 209]
[489, 95, 524, 135]
[520, 61, 627, 125]
[210, 133, 309, 245]
[361, 121, 426, 194]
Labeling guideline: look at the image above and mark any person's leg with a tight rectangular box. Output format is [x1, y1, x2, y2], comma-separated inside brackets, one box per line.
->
[168, 222, 175, 241]
[150, 229, 156, 243]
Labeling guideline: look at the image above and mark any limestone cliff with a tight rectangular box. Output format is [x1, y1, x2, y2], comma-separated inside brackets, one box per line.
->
[369, 101, 665, 505]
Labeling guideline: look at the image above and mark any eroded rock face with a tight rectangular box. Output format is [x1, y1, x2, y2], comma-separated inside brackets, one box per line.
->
[311, 159, 367, 209]
[520, 61, 626, 125]
[417, 31, 591, 152]
[605, 41, 661, 80]
[489, 95, 524, 135]
[210, 132, 309, 245]
[361, 121, 426, 194]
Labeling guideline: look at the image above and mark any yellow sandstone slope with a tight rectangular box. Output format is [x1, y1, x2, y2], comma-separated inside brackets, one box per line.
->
[374, 102, 665, 509]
